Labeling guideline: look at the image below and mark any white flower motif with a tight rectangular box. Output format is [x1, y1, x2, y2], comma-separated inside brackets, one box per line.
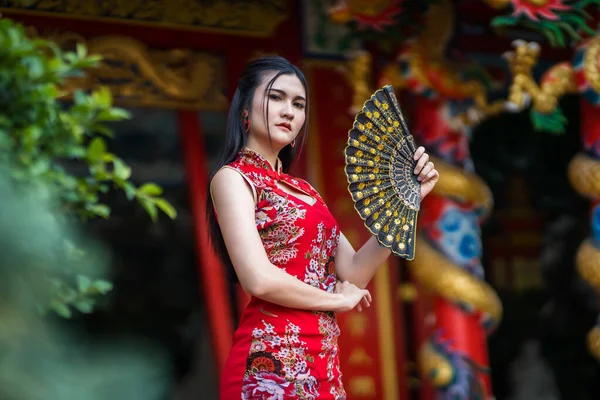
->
[252, 328, 265, 339]
[264, 322, 275, 334]
[269, 336, 283, 347]
[278, 348, 290, 358]
[289, 323, 301, 334]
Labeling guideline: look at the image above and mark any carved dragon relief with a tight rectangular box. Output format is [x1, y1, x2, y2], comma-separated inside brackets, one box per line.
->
[38, 30, 227, 110]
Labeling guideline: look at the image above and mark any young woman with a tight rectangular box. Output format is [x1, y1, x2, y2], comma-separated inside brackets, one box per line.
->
[208, 56, 439, 399]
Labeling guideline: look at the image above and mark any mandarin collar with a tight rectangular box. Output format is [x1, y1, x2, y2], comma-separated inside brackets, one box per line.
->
[240, 148, 283, 174]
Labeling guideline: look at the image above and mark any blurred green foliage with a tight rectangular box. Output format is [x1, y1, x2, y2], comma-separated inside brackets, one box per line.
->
[0, 17, 176, 318]
[0, 171, 172, 400]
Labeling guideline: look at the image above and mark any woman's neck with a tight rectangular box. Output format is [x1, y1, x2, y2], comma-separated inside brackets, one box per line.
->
[245, 139, 280, 170]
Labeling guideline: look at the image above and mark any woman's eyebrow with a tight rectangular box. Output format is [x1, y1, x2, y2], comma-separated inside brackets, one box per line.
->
[269, 88, 306, 102]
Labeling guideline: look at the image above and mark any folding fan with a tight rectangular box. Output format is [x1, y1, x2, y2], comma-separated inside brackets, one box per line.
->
[344, 85, 421, 260]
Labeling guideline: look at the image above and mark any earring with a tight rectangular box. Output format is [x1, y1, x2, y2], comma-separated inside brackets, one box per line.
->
[290, 139, 296, 148]
[242, 110, 251, 133]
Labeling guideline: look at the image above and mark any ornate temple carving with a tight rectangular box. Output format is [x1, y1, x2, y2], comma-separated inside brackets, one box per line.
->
[0, 0, 288, 37]
[42, 31, 227, 110]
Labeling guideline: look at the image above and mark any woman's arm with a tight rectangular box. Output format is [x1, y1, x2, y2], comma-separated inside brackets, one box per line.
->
[211, 168, 370, 313]
[335, 146, 439, 288]
[334, 235, 390, 289]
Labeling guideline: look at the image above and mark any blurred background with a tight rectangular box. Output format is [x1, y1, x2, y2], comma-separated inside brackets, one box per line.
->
[1, 0, 600, 399]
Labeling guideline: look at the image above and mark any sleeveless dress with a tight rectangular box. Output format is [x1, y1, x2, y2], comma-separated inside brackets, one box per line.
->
[218, 148, 346, 400]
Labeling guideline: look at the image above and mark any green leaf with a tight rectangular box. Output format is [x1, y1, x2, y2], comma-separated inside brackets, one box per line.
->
[87, 203, 111, 218]
[123, 182, 137, 200]
[97, 108, 130, 122]
[113, 158, 132, 181]
[139, 197, 158, 222]
[557, 22, 580, 42]
[74, 299, 95, 313]
[30, 157, 50, 176]
[88, 137, 106, 163]
[491, 16, 518, 27]
[52, 302, 72, 318]
[67, 146, 87, 158]
[530, 108, 567, 134]
[73, 89, 88, 105]
[77, 275, 92, 292]
[92, 279, 113, 294]
[76, 42, 87, 59]
[93, 86, 113, 108]
[92, 123, 114, 137]
[152, 198, 177, 219]
[138, 183, 163, 196]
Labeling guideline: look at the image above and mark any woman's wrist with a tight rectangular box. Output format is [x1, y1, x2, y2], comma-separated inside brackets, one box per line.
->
[329, 293, 348, 312]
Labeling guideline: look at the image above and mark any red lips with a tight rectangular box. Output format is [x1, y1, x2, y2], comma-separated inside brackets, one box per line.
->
[277, 122, 291, 131]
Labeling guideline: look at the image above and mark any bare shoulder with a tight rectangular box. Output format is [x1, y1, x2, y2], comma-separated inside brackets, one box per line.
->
[211, 166, 243, 188]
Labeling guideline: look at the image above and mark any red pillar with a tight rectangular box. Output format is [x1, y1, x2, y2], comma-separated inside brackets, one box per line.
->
[178, 110, 234, 378]
[434, 298, 491, 393]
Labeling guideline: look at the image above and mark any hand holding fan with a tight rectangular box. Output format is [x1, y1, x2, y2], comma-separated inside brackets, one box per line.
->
[344, 85, 421, 260]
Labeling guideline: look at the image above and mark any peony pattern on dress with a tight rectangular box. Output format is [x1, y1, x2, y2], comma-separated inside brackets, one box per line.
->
[243, 320, 320, 399]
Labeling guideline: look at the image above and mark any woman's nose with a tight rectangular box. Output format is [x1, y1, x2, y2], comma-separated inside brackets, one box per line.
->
[281, 102, 294, 118]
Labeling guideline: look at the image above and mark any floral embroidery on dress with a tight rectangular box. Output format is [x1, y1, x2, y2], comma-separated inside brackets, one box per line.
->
[318, 312, 346, 399]
[304, 222, 340, 292]
[222, 148, 347, 399]
[237, 148, 283, 174]
[243, 320, 320, 399]
[257, 190, 306, 265]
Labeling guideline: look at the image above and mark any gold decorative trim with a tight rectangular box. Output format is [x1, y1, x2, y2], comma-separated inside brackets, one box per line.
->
[504, 40, 576, 113]
[342, 51, 373, 115]
[0, 0, 288, 37]
[42, 31, 227, 110]
[568, 152, 600, 199]
[587, 326, 600, 360]
[584, 37, 600, 96]
[431, 157, 494, 216]
[576, 239, 600, 292]
[409, 239, 503, 326]
[418, 342, 454, 387]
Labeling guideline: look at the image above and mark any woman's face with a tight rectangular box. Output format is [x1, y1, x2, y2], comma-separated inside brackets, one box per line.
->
[247, 72, 307, 150]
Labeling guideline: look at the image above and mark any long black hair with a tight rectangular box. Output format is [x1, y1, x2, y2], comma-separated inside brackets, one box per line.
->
[206, 56, 310, 277]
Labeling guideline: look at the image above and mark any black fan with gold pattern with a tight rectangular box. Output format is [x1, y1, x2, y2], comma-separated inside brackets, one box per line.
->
[344, 85, 421, 260]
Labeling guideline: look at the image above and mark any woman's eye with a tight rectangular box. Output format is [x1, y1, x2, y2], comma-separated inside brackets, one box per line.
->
[294, 103, 305, 109]
[269, 94, 281, 100]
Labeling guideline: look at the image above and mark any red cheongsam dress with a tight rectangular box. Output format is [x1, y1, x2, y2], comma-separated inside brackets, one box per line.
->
[218, 148, 346, 400]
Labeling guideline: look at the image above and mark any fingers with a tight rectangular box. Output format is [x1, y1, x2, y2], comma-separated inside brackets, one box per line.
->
[361, 296, 370, 309]
[414, 152, 429, 175]
[421, 168, 439, 183]
[418, 161, 434, 182]
[413, 146, 425, 161]
[334, 280, 343, 294]
[356, 290, 372, 312]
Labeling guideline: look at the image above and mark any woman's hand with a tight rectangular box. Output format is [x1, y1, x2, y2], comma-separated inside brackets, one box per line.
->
[335, 280, 372, 313]
[413, 146, 440, 199]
